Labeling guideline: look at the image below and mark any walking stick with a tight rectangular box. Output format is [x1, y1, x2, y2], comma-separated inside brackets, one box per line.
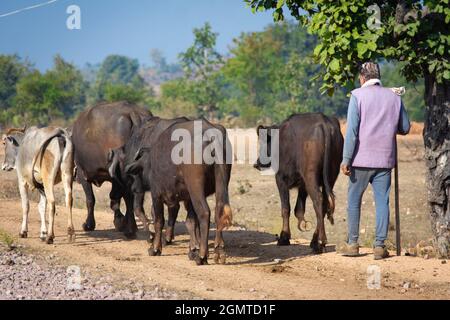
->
[390, 87, 405, 257]
[394, 137, 401, 256]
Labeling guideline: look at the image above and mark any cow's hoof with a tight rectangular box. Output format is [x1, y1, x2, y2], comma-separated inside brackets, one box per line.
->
[148, 248, 161, 256]
[298, 220, 313, 232]
[46, 236, 54, 245]
[310, 241, 324, 254]
[214, 248, 226, 265]
[82, 221, 95, 232]
[276, 232, 291, 246]
[195, 256, 208, 266]
[19, 231, 28, 239]
[67, 233, 76, 243]
[188, 249, 199, 261]
[39, 231, 47, 241]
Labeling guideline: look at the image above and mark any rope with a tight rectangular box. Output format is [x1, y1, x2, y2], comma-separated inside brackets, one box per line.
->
[0, 0, 59, 18]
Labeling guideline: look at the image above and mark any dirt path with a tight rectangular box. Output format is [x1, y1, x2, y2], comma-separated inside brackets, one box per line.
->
[0, 199, 449, 300]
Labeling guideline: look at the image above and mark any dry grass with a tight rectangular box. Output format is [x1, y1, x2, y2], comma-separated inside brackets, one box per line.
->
[0, 229, 16, 250]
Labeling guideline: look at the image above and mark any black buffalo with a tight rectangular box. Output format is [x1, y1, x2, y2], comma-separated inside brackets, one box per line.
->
[108, 116, 190, 244]
[254, 113, 343, 253]
[71, 101, 151, 238]
[123, 118, 233, 265]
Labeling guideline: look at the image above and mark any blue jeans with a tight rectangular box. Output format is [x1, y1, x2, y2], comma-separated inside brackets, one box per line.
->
[347, 167, 392, 247]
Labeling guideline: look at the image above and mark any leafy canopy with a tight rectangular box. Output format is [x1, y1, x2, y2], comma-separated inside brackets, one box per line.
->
[177, 23, 224, 116]
[246, 0, 449, 95]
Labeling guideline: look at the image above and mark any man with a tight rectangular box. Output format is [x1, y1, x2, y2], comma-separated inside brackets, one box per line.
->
[339, 62, 410, 260]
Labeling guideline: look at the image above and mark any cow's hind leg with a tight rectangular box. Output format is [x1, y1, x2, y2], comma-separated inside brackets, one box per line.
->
[213, 201, 228, 265]
[165, 203, 180, 245]
[62, 167, 75, 243]
[122, 192, 138, 239]
[134, 191, 150, 232]
[37, 190, 48, 241]
[187, 187, 211, 266]
[110, 181, 125, 232]
[294, 187, 312, 232]
[185, 201, 200, 260]
[275, 174, 291, 246]
[18, 178, 30, 239]
[148, 196, 164, 256]
[43, 183, 56, 245]
[78, 175, 96, 231]
[305, 176, 326, 254]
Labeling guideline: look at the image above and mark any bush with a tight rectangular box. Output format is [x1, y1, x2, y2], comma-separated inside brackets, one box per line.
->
[155, 97, 198, 119]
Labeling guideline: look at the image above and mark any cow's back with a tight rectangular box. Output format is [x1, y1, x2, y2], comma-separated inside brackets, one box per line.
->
[17, 126, 64, 187]
[72, 101, 151, 183]
[146, 119, 229, 199]
[277, 113, 343, 183]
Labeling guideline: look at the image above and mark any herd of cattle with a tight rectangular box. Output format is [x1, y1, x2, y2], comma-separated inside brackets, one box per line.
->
[1, 101, 343, 265]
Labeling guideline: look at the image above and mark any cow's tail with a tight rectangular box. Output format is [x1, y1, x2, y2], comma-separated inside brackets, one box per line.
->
[31, 128, 71, 189]
[213, 130, 232, 231]
[322, 123, 335, 225]
[61, 129, 74, 174]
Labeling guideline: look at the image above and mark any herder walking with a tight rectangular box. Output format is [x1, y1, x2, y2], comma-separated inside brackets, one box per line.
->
[339, 62, 411, 260]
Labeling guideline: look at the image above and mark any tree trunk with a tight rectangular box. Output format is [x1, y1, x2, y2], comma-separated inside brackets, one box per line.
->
[423, 72, 450, 258]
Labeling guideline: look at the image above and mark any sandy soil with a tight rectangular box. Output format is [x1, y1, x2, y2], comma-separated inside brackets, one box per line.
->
[0, 133, 449, 300]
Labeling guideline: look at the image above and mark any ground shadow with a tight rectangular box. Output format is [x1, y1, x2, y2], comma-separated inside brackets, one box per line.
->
[71, 219, 338, 264]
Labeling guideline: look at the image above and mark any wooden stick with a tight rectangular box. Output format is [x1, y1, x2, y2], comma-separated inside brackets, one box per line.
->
[394, 138, 401, 256]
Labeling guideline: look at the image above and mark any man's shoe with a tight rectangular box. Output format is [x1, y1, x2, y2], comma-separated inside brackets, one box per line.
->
[338, 242, 359, 256]
[373, 246, 389, 260]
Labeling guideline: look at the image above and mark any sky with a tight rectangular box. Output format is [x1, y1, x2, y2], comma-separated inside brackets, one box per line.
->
[0, 0, 276, 71]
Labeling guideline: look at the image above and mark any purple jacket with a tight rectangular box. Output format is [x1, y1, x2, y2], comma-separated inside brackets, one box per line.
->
[349, 85, 402, 169]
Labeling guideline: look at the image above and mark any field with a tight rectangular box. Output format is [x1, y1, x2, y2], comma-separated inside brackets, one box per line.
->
[1, 131, 449, 300]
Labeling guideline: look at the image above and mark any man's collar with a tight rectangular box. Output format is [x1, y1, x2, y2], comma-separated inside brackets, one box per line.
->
[361, 78, 382, 88]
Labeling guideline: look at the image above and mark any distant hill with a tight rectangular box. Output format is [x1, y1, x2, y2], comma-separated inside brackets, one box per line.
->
[139, 66, 184, 96]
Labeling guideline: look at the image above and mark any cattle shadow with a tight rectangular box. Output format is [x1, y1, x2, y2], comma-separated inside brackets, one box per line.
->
[71, 220, 337, 264]
[171, 221, 338, 265]
[221, 229, 337, 265]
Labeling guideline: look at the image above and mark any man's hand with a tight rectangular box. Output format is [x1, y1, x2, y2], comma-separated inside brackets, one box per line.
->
[341, 164, 351, 176]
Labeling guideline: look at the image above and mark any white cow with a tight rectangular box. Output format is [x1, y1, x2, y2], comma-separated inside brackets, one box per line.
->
[2, 126, 75, 244]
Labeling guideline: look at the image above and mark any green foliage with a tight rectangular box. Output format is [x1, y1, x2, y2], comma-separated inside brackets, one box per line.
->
[154, 97, 198, 119]
[381, 62, 425, 121]
[1, 7, 438, 128]
[2, 55, 86, 126]
[246, 0, 449, 94]
[0, 55, 31, 111]
[90, 55, 145, 103]
[103, 83, 148, 105]
[222, 28, 283, 110]
[177, 23, 224, 116]
[221, 22, 348, 125]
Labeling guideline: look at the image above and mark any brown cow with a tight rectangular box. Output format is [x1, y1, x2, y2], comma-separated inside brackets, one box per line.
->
[254, 113, 343, 253]
[71, 101, 151, 238]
